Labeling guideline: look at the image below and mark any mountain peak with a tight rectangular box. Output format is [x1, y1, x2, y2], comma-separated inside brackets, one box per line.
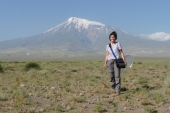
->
[67, 17, 78, 21]
[44, 17, 105, 33]
[67, 17, 105, 29]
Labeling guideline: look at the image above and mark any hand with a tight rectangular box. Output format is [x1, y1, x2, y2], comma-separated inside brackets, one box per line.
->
[124, 61, 127, 66]
[103, 64, 107, 69]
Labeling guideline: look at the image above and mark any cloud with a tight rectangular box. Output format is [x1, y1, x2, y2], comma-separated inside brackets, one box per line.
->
[140, 32, 170, 41]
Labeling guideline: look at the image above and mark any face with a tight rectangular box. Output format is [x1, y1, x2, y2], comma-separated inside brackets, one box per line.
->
[110, 35, 116, 42]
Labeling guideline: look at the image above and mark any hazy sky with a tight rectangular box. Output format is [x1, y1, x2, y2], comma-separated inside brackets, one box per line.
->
[0, 0, 170, 41]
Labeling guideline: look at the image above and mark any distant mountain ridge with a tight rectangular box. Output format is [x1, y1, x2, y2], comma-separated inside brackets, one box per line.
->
[0, 17, 170, 60]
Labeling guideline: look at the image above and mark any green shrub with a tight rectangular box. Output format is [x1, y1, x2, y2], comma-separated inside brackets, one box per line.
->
[72, 96, 86, 103]
[138, 77, 149, 85]
[0, 64, 4, 73]
[55, 104, 64, 112]
[144, 106, 157, 113]
[93, 105, 103, 113]
[149, 93, 165, 103]
[0, 93, 8, 101]
[141, 99, 153, 105]
[137, 62, 142, 64]
[70, 69, 77, 72]
[24, 62, 41, 71]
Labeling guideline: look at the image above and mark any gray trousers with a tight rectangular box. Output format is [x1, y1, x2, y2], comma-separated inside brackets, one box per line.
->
[107, 59, 121, 92]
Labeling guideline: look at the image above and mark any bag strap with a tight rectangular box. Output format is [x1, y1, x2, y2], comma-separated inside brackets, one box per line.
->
[109, 43, 117, 59]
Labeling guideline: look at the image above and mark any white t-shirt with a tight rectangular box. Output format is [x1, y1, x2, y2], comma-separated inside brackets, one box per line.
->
[106, 42, 122, 60]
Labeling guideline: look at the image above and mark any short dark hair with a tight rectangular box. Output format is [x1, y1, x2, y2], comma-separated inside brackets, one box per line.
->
[109, 31, 117, 40]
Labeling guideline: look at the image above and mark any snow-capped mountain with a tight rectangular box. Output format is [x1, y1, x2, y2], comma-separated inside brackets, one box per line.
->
[42, 17, 119, 44]
[44, 17, 106, 33]
[0, 17, 170, 60]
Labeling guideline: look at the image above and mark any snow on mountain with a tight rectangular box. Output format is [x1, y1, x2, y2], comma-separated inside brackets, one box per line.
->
[44, 17, 106, 33]
[67, 17, 105, 28]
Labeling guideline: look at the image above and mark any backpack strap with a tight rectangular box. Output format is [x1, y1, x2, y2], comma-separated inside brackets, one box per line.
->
[109, 43, 117, 59]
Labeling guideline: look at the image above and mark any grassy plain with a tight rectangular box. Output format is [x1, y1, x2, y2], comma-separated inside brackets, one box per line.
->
[0, 57, 170, 113]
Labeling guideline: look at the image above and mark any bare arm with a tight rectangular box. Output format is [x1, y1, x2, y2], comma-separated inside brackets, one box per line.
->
[103, 52, 109, 69]
[120, 50, 126, 65]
